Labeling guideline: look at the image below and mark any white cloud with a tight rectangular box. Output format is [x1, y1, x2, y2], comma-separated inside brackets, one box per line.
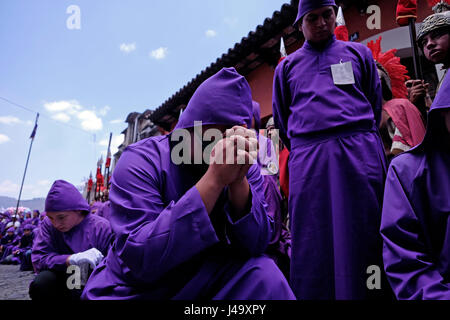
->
[44, 100, 104, 132]
[99, 134, 124, 155]
[37, 180, 51, 187]
[51, 113, 71, 123]
[98, 106, 111, 117]
[0, 180, 52, 199]
[224, 17, 238, 28]
[150, 47, 168, 60]
[44, 100, 81, 114]
[110, 119, 122, 124]
[77, 110, 103, 131]
[0, 134, 10, 144]
[25, 120, 33, 126]
[0, 116, 21, 125]
[205, 29, 217, 38]
[0, 180, 18, 195]
[120, 42, 136, 53]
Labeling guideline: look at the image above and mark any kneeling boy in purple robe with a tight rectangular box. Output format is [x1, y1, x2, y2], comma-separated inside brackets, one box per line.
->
[82, 68, 295, 300]
[30, 180, 114, 300]
[381, 72, 450, 299]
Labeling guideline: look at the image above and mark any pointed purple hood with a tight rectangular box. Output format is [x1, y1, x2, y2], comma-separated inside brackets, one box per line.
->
[45, 180, 90, 212]
[174, 67, 253, 130]
[294, 0, 337, 27]
[413, 72, 450, 152]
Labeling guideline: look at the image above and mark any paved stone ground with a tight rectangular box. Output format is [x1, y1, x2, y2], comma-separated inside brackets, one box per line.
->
[0, 265, 35, 300]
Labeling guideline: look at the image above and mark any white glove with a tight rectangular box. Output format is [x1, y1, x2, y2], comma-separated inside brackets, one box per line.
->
[68, 247, 104, 270]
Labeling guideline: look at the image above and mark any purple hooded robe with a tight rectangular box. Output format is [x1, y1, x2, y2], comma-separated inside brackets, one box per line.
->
[32, 180, 114, 273]
[272, 0, 387, 300]
[380, 72, 450, 300]
[82, 68, 295, 300]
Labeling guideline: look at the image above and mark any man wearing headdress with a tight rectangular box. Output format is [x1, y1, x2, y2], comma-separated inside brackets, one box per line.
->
[408, 1, 450, 108]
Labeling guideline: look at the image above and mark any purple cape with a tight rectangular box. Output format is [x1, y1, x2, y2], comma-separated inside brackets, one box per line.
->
[272, 35, 386, 299]
[31, 213, 114, 273]
[380, 72, 450, 300]
[45, 180, 90, 212]
[82, 68, 295, 300]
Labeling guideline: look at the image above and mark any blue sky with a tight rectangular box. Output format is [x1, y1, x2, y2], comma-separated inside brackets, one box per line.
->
[0, 0, 288, 199]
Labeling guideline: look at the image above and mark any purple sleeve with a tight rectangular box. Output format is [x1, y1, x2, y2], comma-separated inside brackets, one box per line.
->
[110, 148, 220, 283]
[223, 165, 274, 256]
[272, 60, 291, 151]
[31, 222, 70, 273]
[362, 46, 383, 127]
[381, 165, 450, 300]
[262, 175, 283, 246]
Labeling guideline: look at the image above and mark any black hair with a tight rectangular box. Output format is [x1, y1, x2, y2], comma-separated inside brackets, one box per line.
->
[380, 77, 393, 101]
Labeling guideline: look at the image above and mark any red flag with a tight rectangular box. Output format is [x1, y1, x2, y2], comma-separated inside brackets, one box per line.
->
[396, 0, 417, 26]
[105, 150, 111, 168]
[335, 7, 349, 41]
[96, 167, 104, 187]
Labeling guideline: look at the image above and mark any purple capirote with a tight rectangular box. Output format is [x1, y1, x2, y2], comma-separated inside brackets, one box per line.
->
[45, 180, 90, 212]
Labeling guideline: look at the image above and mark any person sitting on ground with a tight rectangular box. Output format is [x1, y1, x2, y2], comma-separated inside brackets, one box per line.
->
[30, 180, 114, 300]
[381, 71, 450, 300]
[82, 67, 295, 300]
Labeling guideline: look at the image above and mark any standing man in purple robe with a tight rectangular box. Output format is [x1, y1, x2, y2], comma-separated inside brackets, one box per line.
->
[30, 180, 114, 300]
[381, 71, 450, 300]
[82, 68, 295, 300]
[272, 0, 388, 299]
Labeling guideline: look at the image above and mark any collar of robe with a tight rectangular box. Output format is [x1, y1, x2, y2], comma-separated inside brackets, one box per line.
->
[302, 34, 336, 52]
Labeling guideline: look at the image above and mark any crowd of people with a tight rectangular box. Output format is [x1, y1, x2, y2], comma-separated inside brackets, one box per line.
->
[0, 207, 43, 271]
[1, 0, 449, 300]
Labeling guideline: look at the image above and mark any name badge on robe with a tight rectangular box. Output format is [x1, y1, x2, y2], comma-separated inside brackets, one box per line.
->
[330, 60, 355, 85]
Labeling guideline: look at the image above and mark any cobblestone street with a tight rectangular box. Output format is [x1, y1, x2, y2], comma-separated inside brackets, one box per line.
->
[0, 265, 34, 300]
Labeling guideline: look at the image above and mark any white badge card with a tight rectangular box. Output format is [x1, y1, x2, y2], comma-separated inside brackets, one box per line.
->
[330, 60, 355, 85]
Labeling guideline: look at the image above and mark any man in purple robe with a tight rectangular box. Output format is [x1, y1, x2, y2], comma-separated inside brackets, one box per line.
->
[381, 71, 450, 300]
[31, 210, 40, 227]
[82, 68, 295, 300]
[30, 180, 114, 300]
[272, 0, 387, 299]
[0, 227, 18, 261]
[0, 224, 34, 267]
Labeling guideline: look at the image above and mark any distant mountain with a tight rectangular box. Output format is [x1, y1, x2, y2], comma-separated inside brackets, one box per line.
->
[0, 196, 45, 212]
